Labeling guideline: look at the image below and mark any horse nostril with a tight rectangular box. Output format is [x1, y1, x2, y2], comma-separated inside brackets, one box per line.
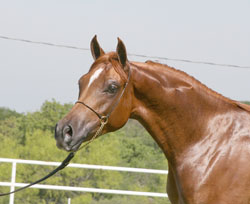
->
[63, 125, 73, 143]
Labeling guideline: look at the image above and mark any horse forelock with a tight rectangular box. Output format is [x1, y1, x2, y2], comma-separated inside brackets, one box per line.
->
[90, 52, 128, 82]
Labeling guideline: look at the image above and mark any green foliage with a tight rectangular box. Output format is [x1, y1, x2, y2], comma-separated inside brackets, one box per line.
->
[0, 107, 21, 121]
[0, 100, 169, 203]
[90, 195, 171, 204]
[243, 101, 250, 105]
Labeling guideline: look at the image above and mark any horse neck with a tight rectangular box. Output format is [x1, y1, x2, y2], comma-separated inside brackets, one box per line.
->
[129, 61, 234, 163]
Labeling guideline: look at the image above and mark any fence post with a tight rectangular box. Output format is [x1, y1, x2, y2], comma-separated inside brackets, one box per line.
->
[9, 161, 16, 204]
[68, 198, 71, 204]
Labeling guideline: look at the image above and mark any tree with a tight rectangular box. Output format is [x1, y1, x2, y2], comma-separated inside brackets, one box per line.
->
[0, 107, 21, 121]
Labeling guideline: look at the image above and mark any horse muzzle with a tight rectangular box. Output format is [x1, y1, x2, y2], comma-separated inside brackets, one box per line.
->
[54, 121, 88, 152]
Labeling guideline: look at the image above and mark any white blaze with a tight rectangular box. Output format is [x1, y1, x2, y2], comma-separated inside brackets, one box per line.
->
[87, 68, 104, 88]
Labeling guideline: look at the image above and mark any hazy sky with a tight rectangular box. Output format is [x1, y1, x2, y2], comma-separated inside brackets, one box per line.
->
[0, 0, 250, 113]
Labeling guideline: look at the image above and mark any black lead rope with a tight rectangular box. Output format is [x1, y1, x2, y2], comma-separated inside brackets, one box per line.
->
[0, 152, 75, 196]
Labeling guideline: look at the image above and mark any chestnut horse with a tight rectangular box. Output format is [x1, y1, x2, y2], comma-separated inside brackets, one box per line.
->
[55, 36, 250, 204]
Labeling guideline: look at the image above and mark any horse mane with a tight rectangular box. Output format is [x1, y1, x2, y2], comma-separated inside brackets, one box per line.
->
[134, 60, 250, 113]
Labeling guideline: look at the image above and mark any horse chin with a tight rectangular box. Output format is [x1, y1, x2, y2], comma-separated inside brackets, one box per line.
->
[65, 134, 89, 152]
[63, 129, 98, 152]
[67, 141, 83, 152]
[55, 131, 87, 152]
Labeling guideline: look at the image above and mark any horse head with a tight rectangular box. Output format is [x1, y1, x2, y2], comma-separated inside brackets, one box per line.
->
[55, 36, 132, 152]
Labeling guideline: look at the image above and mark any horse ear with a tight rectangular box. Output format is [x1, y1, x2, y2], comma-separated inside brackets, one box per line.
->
[116, 38, 128, 67]
[90, 35, 105, 60]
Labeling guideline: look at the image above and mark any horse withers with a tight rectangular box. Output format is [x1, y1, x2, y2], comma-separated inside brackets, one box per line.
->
[55, 36, 250, 204]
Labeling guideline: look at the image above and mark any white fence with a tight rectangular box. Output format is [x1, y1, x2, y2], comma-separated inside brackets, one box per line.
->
[0, 157, 168, 204]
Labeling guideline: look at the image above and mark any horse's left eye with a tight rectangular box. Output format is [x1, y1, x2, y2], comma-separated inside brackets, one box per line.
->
[107, 83, 119, 94]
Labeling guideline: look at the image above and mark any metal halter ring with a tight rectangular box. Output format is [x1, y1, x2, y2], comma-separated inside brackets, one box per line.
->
[100, 116, 109, 125]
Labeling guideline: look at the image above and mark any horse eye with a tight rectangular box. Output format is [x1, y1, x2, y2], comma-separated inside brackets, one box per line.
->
[107, 83, 119, 94]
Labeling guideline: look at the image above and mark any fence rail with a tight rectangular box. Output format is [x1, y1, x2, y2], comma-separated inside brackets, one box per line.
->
[0, 158, 168, 204]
